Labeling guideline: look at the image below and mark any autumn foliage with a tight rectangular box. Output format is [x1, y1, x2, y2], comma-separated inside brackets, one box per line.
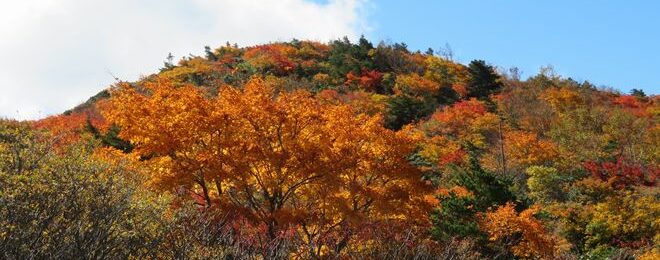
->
[481, 203, 565, 259]
[104, 77, 432, 257]
[5, 38, 658, 259]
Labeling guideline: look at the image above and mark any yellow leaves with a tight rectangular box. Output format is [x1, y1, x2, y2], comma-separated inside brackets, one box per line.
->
[418, 135, 468, 168]
[312, 73, 331, 86]
[159, 57, 212, 83]
[590, 190, 660, 241]
[316, 89, 387, 116]
[296, 41, 330, 60]
[424, 56, 469, 88]
[541, 87, 584, 113]
[92, 146, 139, 166]
[347, 92, 388, 115]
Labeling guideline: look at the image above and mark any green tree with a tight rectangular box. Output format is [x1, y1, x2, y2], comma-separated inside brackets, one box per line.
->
[327, 36, 374, 79]
[204, 45, 218, 61]
[431, 190, 481, 241]
[466, 60, 503, 100]
[629, 88, 646, 98]
[431, 159, 516, 241]
[385, 94, 435, 130]
[526, 166, 568, 204]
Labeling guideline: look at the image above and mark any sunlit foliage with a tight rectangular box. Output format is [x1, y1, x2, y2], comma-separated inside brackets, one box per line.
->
[9, 38, 658, 259]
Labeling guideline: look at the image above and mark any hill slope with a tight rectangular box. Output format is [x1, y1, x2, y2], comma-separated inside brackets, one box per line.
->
[18, 37, 660, 259]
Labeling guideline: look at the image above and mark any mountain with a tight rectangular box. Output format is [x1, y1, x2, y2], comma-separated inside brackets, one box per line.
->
[3, 37, 657, 259]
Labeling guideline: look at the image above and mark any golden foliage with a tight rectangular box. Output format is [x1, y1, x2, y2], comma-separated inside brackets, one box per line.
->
[394, 73, 441, 96]
[420, 99, 499, 153]
[542, 87, 585, 113]
[424, 56, 469, 88]
[482, 131, 559, 173]
[481, 203, 565, 259]
[104, 77, 433, 256]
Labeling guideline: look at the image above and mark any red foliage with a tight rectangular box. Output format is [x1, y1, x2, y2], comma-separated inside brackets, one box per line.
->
[31, 106, 107, 145]
[613, 95, 642, 109]
[244, 44, 297, 75]
[583, 157, 657, 189]
[612, 95, 652, 116]
[345, 70, 383, 91]
[316, 89, 341, 103]
[438, 148, 467, 167]
[451, 83, 468, 98]
[432, 99, 488, 122]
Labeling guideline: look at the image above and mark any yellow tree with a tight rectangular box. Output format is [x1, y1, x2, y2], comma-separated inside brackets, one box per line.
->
[104, 77, 432, 258]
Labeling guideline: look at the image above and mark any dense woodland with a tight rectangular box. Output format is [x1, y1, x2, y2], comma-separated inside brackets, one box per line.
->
[1, 37, 658, 259]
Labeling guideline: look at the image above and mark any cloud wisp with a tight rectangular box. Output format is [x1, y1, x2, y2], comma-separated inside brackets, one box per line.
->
[0, 0, 369, 120]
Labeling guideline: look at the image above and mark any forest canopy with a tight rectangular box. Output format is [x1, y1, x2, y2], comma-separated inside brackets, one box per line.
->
[2, 37, 658, 259]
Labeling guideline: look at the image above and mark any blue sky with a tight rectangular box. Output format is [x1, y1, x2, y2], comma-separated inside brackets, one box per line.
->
[1, 0, 658, 119]
[362, 0, 660, 94]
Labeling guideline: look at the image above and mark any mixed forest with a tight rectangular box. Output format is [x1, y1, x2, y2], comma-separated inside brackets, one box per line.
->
[1, 37, 658, 259]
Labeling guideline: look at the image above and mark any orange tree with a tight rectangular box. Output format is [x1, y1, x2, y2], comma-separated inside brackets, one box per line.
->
[104, 77, 432, 258]
[480, 203, 565, 259]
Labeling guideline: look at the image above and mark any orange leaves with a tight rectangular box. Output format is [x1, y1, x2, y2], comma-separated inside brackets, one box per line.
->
[481, 203, 564, 259]
[345, 70, 383, 91]
[105, 80, 211, 157]
[614, 95, 644, 109]
[33, 113, 90, 144]
[412, 99, 499, 170]
[32, 103, 107, 146]
[244, 43, 297, 75]
[424, 99, 499, 148]
[612, 94, 656, 116]
[482, 130, 559, 173]
[14, 39, 660, 258]
[429, 99, 491, 132]
[451, 83, 468, 98]
[103, 79, 218, 193]
[105, 77, 433, 255]
[393, 73, 440, 96]
[417, 135, 468, 168]
[436, 186, 473, 198]
[503, 131, 558, 166]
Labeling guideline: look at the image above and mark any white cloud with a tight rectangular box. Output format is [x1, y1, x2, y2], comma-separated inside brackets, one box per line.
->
[0, 0, 370, 120]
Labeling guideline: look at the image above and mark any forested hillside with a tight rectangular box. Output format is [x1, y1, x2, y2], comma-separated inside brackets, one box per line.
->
[1, 37, 658, 259]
